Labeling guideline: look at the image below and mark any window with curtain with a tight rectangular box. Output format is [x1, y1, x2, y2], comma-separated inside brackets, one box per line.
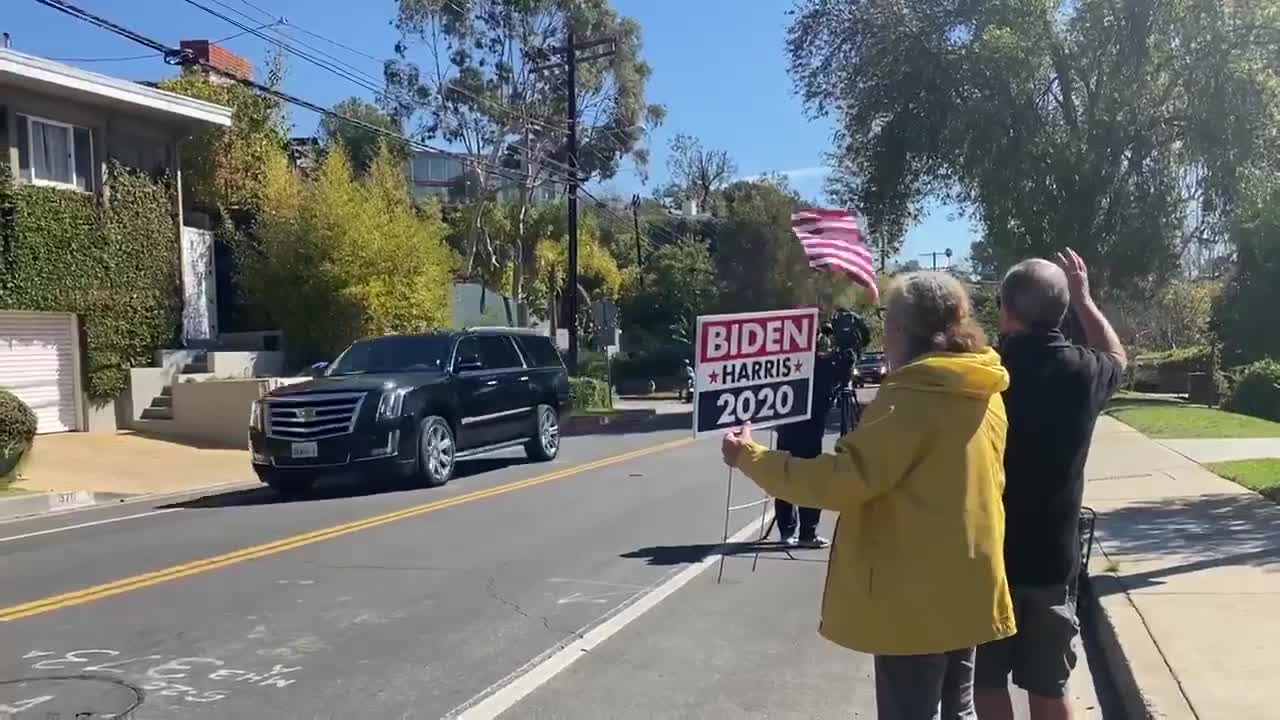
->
[18, 114, 94, 191]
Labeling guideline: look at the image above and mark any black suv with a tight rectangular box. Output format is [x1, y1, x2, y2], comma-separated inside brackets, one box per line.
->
[855, 351, 888, 386]
[249, 329, 570, 494]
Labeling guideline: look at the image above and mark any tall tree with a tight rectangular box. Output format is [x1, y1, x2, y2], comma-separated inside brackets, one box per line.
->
[660, 133, 737, 212]
[713, 178, 871, 312]
[1215, 169, 1280, 365]
[788, 0, 1280, 292]
[244, 144, 455, 362]
[619, 238, 719, 347]
[386, 0, 665, 314]
[318, 97, 406, 175]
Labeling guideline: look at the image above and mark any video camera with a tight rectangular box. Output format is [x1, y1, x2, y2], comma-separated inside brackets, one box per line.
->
[819, 309, 870, 387]
[825, 308, 871, 356]
[815, 309, 871, 434]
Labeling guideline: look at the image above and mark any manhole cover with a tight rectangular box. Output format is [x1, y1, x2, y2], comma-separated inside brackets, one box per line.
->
[0, 676, 141, 719]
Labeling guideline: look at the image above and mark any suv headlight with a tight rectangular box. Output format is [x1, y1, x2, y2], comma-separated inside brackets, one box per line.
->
[377, 388, 411, 421]
[249, 400, 265, 432]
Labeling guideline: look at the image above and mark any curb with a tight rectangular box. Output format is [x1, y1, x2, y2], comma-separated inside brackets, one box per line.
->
[1083, 550, 1198, 720]
[562, 408, 660, 436]
[0, 490, 111, 522]
[0, 479, 258, 526]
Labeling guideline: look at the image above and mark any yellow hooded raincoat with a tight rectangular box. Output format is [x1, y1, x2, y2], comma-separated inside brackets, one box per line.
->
[736, 348, 1016, 656]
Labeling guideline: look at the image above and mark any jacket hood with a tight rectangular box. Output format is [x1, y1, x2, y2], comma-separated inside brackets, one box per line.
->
[884, 347, 1010, 399]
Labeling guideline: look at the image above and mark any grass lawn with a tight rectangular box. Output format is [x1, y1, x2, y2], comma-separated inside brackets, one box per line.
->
[1108, 403, 1280, 439]
[1208, 459, 1280, 502]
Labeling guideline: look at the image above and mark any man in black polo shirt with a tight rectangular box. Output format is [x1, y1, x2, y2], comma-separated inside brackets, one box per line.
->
[975, 250, 1126, 720]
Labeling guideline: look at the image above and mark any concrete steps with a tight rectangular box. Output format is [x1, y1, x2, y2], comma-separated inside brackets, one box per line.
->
[141, 354, 209, 421]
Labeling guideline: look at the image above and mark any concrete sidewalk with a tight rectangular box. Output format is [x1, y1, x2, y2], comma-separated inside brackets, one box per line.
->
[1085, 417, 1280, 720]
[12, 431, 252, 496]
[507, 514, 1103, 719]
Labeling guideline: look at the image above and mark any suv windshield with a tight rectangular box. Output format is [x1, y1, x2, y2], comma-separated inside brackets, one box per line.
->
[328, 336, 453, 375]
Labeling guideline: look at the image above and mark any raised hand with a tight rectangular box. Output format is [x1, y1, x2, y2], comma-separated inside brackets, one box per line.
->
[1055, 247, 1091, 306]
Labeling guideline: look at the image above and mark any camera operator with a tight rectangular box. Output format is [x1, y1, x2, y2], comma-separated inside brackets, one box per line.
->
[771, 325, 839, 548]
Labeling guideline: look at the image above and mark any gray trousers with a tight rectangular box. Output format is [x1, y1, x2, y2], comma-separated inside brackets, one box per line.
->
[874, 648, 977, 720]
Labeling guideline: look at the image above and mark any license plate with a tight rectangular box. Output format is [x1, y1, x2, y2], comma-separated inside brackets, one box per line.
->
[291, 442, 318, 459]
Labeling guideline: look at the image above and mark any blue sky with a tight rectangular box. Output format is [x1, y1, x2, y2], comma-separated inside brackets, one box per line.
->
[7, 0, 975, 264]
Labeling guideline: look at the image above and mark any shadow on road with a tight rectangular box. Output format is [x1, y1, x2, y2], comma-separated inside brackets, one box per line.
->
[621, 541, 828, 567]
[161, 457, 530, 509]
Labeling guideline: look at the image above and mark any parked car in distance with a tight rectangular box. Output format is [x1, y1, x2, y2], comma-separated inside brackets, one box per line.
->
[249, 329, 571, 494]
[855, 351, 888, 386]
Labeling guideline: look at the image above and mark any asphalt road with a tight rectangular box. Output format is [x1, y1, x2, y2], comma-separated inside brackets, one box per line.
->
[0, 391, 1101, 719]
[0, 409, 851, 719]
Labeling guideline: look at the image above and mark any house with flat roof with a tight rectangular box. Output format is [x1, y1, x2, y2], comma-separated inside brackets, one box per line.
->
[0, 46, 233, 434]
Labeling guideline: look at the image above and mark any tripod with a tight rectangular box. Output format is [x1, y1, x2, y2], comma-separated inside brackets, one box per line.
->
[832, 378, 864, 435]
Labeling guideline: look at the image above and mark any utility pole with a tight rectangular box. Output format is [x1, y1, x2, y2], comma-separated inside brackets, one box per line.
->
[631, 194, 644, 287]
[566, 28, 580, 371]
[920, 248, 954, 271]
[534, 32, 616, 371]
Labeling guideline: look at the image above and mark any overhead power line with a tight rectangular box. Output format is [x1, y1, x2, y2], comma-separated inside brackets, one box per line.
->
[30, 0, 564, 194]
[47, 24, 279, 63]
[33, 0, 681, 277]
[179, 0, 385, 97]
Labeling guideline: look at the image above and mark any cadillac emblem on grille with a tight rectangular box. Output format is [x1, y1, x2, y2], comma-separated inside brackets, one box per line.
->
[266, 392, 365, 441]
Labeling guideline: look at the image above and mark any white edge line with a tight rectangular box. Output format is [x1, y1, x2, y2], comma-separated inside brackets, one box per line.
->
[0, 508, 183, 543]
[451, 511, 775, 720]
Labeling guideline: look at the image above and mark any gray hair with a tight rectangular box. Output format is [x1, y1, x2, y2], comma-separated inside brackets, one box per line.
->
[1000, 259, 1069, 330]
[885, 272, 987, 362]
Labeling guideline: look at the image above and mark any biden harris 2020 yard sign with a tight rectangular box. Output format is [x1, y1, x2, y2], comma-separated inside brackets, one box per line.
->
[693, 308, 819, 436]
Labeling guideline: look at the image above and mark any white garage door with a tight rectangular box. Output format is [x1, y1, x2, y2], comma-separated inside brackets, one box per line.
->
[0, 311, 81, 434]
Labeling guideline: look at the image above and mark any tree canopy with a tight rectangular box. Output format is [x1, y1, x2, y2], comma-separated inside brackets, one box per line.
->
[659, 133, 737, 213]
[239, 144, 455, 362]
[788, 0, 1280, 291]
[159, 61, 289, 214]
[387, 0, 666, 300]
[319, 97, 407, 175]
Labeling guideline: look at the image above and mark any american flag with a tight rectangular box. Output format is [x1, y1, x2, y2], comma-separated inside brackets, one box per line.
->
[790, 208, 879, 302]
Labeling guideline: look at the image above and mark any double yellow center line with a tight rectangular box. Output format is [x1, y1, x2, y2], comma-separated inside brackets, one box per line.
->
[0, 438, 693, 623]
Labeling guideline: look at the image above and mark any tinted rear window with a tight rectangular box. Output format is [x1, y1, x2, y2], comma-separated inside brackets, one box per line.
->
[476, 336, 524, 370]
[516, 335, 564, 368]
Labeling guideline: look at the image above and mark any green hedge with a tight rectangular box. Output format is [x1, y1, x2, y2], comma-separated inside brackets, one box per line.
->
[611, 345, 688, 384]
[0, 162, 181, 399]
[0, 389, 36, 474]
[569, 377, 612, 411]
[576, 350, 613, 382]
[1130, 345, 1212, 392]
[1226, 359, 1280, 422]
[1134, 346, 1212, 368]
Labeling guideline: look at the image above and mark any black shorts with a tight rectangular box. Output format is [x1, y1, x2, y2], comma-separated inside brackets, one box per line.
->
[975, 584, 1080, 698]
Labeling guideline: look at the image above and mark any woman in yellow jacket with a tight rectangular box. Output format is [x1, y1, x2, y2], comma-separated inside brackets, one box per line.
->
[722, 272, 1016, 720]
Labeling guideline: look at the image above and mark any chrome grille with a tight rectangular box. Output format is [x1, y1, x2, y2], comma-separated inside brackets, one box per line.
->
[266, 392, 367, 441]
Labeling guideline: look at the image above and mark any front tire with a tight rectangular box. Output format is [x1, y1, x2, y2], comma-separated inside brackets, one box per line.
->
[416, 416, 456, 487]
[525, 404, 560, 462]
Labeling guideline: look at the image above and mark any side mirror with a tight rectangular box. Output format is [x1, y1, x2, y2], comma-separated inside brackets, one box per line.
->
[304, 362, 329, 377]
[454, 354, 483, 373]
